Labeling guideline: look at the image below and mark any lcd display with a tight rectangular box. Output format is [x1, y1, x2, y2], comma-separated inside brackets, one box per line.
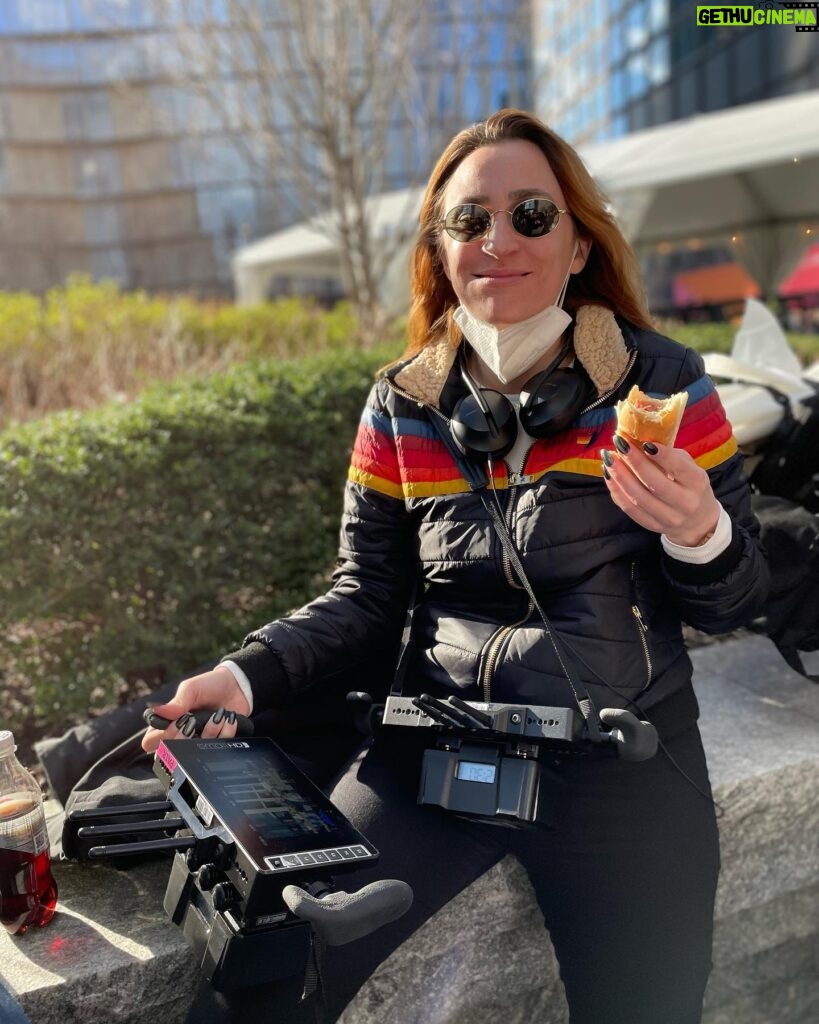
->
[163, 739, 376, 869]
[456, 761, 497, 784]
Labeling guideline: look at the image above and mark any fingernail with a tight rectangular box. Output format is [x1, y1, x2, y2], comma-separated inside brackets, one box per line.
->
[643, 442, 658, 455]
[613, 434, 630, 455]
[211, 708, 225, 725]
[601, 449, 614, 468]
[181, 717, 198, 737]
[175, 713, 191, 728]
[226, 711, 237, 726]
[602, 465, 611, 481]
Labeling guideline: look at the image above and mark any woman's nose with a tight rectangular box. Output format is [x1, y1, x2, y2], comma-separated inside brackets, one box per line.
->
[481, 212, 519, 256]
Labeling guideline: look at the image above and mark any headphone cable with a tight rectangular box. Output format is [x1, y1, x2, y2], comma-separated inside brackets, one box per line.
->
[486, 455, 722, 814]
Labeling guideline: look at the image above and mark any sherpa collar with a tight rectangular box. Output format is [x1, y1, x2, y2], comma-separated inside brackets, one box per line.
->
[391, 304, 631, 409]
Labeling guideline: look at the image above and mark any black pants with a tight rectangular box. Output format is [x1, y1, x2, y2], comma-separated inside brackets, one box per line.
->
[187, 724, 719, 1024]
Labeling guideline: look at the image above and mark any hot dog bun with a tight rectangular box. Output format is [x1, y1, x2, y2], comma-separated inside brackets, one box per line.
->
[615, 385, 688, 446]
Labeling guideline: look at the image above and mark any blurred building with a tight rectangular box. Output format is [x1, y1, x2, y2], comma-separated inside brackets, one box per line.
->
[0, 0, 531, 296]
[535, 0, 819, 145]
[534, 0, 819, 315]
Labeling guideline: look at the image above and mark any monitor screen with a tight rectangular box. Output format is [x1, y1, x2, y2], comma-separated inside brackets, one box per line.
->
[161, 739, 377, 872]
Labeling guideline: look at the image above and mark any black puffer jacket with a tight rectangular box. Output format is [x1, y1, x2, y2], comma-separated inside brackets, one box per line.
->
[229, 307, 768, 740]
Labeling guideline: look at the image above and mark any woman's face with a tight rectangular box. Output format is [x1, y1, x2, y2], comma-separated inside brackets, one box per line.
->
[439, 139, 588, 329]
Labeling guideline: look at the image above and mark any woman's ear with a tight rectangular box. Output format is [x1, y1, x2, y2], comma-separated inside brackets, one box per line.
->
[572, 237, 592, 274]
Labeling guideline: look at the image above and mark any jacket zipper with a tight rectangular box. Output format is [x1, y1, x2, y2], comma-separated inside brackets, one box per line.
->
[385, 377, 522, 702]
[630, 562, 653, 690]
[579, 349, 639, 416]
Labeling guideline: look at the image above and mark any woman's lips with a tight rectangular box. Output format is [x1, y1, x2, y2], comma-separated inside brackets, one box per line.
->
[473, 270, 530, 281]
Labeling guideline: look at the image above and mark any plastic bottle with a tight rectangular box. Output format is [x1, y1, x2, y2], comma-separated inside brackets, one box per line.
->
[0, 730, 58, 935]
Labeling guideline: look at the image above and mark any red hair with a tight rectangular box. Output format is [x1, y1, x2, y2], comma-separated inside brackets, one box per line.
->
[402, 109, 653, 360]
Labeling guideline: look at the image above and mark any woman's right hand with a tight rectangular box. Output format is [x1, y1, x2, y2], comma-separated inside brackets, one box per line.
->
[141, 665, 251, 753]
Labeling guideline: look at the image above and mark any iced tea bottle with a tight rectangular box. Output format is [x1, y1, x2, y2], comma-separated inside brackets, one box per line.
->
[0, 730, 58, 935]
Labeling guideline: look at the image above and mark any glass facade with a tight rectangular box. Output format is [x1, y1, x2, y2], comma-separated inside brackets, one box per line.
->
[533, 0, 819, 314]
[0, 0, 531, 296]
[535, 0, 819, 145]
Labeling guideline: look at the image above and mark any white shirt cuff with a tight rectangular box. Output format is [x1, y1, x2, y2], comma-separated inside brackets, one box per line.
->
[661, 504, 732, 564]
[220, 660, 254, 715]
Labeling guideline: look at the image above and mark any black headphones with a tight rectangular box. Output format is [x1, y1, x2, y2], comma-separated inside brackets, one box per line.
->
[450, 341, 592, 462]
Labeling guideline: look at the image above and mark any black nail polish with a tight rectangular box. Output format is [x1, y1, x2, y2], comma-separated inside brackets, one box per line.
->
[602, 465, 611, 481]
[601, 449, 613, 468]
[212, 707, 225, 725]
[181, 717, 197, 737]
[613, 434, 630, 455]
[643, 442, 659, 455]
[226, 711, 237, 726]
[175, 713, 191, 728]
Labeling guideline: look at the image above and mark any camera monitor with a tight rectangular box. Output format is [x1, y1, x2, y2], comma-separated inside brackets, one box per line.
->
[157, 738, 377, 875]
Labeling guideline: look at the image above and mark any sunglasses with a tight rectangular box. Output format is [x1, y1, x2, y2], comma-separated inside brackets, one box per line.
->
[440, 198, 567, 243]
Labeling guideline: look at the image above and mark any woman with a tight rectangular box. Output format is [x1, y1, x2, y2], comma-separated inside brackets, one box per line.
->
[144, 110, 768, 1023]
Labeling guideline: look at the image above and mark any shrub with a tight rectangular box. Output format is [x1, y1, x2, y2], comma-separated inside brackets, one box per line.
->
[0, 344, 396, 737]
[0, 275, 403, 426]
[657, 320, 819, 364]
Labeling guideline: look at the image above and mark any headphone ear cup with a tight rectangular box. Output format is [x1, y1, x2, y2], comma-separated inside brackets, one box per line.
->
[451, 390, 518, 461]
[519, 367, 591, 438]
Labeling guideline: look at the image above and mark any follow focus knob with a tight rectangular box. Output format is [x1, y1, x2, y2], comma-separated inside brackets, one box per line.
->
[212, 840, 234, 871]
[211, 882, 234, 912]
[197, 863, 219, 891]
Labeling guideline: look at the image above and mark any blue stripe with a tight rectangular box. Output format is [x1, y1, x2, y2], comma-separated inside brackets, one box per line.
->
[636, 374, 714, 404]
[360, 405, 396, 438]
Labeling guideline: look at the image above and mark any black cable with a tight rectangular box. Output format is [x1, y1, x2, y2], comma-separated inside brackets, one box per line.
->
[561, 640, 724, 816]
[486, 455, 721, 813]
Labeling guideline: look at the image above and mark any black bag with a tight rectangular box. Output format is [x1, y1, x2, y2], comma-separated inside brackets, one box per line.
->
[747, 494, 819, 681]
[37, 663, 377, 861]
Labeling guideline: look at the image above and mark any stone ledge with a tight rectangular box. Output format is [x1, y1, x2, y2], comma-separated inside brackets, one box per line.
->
[1, 635, 817, 1024]
[1, 859, 197, 1024]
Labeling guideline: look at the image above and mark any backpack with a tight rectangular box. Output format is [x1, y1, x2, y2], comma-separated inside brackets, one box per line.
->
[747, 494, 819, 681]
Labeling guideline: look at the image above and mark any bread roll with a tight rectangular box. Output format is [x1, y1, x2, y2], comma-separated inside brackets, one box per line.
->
[615, 385, 688, 446]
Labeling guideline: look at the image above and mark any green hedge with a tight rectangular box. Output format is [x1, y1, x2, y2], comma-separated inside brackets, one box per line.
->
[0, 344, 395, 735]
[660, 320, 819, 364]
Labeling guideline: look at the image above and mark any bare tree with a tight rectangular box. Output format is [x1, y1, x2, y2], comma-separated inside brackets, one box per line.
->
[148, 0, 449, 332]
[108, 0, 533, 331]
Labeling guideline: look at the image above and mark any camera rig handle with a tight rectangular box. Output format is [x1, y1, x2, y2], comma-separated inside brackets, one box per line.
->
[282, 879, 413, 947]
[598, 708, 658, 761]
[143, 708, 254, 737]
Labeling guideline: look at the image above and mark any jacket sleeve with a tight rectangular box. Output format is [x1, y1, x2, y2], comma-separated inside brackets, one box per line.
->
[660, 347, 769, 632]
[226, 381, 417, 714]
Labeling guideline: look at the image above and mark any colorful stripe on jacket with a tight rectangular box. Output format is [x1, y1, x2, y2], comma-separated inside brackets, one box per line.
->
[347, 374, 738, 500]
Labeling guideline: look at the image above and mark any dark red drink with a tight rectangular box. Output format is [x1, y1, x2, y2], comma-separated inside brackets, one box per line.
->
[0, 845, 58, 935]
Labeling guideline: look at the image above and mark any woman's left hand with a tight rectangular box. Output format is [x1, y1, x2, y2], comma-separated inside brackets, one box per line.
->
[601, 434, 721, 547]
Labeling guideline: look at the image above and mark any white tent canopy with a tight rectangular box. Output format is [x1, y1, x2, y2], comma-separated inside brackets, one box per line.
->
[233, 90, 819, 308]
[582, 89, 819, 294]
[233, 187, 424, 310]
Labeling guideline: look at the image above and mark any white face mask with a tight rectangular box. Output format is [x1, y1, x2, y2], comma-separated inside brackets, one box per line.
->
[453, 244, 577, 385]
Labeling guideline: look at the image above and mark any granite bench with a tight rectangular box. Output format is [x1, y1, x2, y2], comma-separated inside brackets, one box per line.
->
[2, 635, 818, 1024]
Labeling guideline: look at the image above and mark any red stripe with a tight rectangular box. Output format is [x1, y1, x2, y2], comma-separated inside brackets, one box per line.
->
[681, 419, 734, 460]
[352, 423, 401, 483]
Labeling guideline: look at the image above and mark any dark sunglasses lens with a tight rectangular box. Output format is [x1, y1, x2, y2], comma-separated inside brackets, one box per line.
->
[444, 204, 491, 241]
[511, 199, 560, 237]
